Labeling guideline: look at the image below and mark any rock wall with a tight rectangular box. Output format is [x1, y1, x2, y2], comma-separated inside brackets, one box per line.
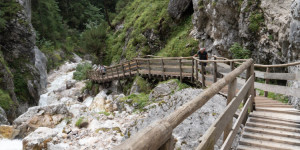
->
[169, 0, 296, 64]
[288, 0, 300, 109]
[0, 0, 47, 121]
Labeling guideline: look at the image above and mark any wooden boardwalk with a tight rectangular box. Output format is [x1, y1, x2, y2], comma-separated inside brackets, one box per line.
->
[238, 96, 300, 150]
[87, 56, 300, 150]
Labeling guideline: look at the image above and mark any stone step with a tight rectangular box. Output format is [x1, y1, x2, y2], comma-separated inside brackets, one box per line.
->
[246, 122, 300, 133]
[244, 126, 300, 140]
[249, 117, 300, 128]
[242, 132, 300, 146]
[239, 138, 300, 150]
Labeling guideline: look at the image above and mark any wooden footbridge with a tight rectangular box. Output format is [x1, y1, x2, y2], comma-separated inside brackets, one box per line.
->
[88, 56, 300, 150]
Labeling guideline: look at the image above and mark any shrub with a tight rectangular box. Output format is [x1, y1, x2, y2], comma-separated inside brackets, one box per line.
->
[229, 43, 251, 59]
[122, 93, 150, 111]
[135, 76, 151, 94]
[99, 111, 110, 116]
[75, 117, 84, 127]
[0, 90, 13, 111]
[73, 63, 92, 80]
[249, 11, 264, 33]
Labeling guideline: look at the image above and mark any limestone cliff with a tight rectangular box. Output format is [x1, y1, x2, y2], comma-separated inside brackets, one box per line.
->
[0, 0, 47, 121]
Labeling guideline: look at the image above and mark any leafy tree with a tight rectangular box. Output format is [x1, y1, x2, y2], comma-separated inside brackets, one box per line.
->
[57, 0, 103, 30]
[31, 0, 66, 43]
[81, 22, 107, 60]
[0, 0, 22, 30]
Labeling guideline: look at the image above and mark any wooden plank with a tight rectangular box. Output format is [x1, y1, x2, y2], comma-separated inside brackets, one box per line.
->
[224, 78, 237, 142]
[264, 67, 269, 97]
[197, 75, 254, 150]
[255, 82, 300, 98]
[221, 95, 252, 150]
[264, 72, 296, 80]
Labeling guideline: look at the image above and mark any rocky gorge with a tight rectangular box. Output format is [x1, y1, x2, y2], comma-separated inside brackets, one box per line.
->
[1, 0, 300, 149]
[0, 57, 235, 150]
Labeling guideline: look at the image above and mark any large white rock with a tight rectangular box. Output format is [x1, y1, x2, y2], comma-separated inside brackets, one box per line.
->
[23, 127, 59, 150]
[89, 91, 107, 112]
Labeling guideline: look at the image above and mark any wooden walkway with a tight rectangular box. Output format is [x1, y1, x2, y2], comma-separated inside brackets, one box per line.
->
[87, 56, 300, 150]
[238, 96, 300, 150]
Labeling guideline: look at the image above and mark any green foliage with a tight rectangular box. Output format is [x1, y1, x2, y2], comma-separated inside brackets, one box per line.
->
[73, 63, 92, 80]
[0, 0, 22, 30]
[158, 16, 198, 57]
[249, 11, 264, 33]
[75, 117, 84, 127]
[257, 89, 289, 103]
[32, 0, 67, 43]
[13, 72, 32, 102]
[105, 0, 172, 63]
[135, 76, 151, 94]
[198, 0, 204, 9]
[80, 23, 107, 58]
[57, 0, 104, 31]
[229, 43, 251, 59]
[99, 111, 110, 116]
[268, 35, 274, 41]
[122, 93, 150, 111]
[0, 89, 13, 111]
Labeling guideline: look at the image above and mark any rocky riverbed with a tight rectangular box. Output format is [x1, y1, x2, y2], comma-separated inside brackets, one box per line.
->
[0, 55, 236, 150]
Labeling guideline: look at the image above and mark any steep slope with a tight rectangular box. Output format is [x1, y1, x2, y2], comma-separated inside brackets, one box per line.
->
[0, 0, 47, 122]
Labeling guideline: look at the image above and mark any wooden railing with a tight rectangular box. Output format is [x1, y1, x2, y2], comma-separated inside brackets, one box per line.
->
[112, 59, 255, 150]
[88, 56, 300, 149]
[215, 56, 300, 98]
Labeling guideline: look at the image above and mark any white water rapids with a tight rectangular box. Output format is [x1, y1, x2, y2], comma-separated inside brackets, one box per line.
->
[0, 57, 83, 150]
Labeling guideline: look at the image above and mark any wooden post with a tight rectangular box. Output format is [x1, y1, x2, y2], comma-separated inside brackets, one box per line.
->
[106, 67, 109, 81]
[201, 63, 205, 87]
[136, 60, 140, 75]
[230, 61, 235, 71]
[179, 59, 182, 82]
[128, 61, 132, 77]
[122, 64, 125, 78]
[213, 57, 217, 83]
[116, 66, 120, 79]
[191, 58, 194, 82]
[264, 67, 270, 97]
[100, 69, 103, 83]
[196, 59, 199, 81]
[251, 72, 255, 112]
[224, 78, 237, 142]
[243, 63, 254, 125]
[148, 59, 151, 79]
[161, 59, 166, 80]
[111, 67, 114, 79]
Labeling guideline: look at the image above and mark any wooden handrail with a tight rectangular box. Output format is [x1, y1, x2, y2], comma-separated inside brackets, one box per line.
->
[113, 59, 254, 150]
